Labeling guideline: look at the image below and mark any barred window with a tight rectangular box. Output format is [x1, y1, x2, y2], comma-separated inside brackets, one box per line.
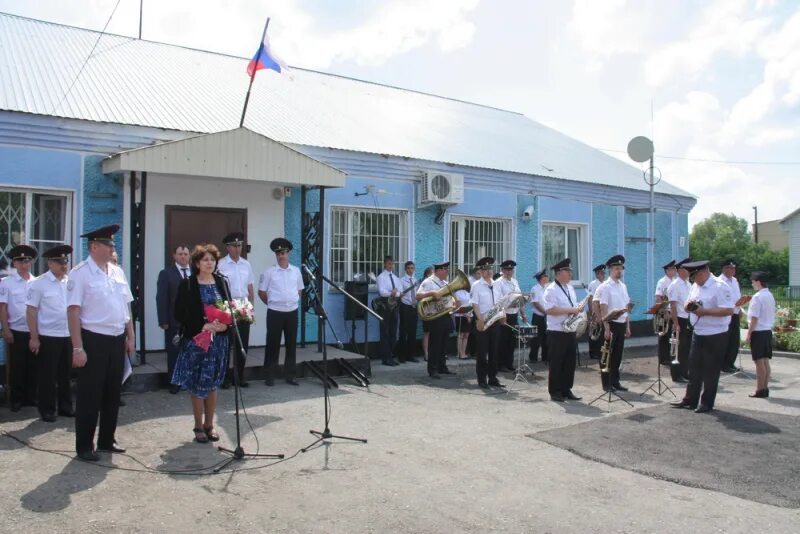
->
[449, 216, 512, 277]
[330, 206, 409, 285]
[0, 189, 72, 276]
[542, 223, 586, 283]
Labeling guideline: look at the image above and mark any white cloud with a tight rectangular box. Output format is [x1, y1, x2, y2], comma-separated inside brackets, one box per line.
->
[569, 0, 649, 70]
[744, 127, 798, 146]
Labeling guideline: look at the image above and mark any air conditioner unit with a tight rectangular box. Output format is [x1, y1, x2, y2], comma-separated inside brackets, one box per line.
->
[419, 171, 464, 206]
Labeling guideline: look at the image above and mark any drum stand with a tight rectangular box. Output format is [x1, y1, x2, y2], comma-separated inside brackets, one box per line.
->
[507, 329, 535, 394]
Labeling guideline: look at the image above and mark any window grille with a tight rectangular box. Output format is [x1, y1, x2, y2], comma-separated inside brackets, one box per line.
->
[449, 216, 512, 277]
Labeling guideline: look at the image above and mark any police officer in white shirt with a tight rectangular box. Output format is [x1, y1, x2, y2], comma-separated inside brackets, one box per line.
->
[528, 269, 549, 363]
[376, 255, 402, 366]
[597, 254, 632, 393]
[470, 257, 504, 389]
[218, 232, 255, 388]
[0, 244, 38, 412]
[416, 261, 454, 379]
[496, 260, 525, 372]
[67, 225, 135, 461]
[466, 266, 481, 359]
[671, 260, 734, 413]
[26, 245, 74, 422]
[542, 258, 582, 402]
[667, 257, 692, 383]
[718, 258, 742, 373]
[258, 238, 304, 386]
[397, 261, 420, 363]
[655, 260, 677, 365]
[586, 263, 606, 360]
[746, 271, 776, 398]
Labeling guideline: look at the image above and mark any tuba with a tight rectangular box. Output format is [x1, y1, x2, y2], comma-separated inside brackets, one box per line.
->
[480, 292, 528, 331]
[653, 301, 670, 337]
[417, 270, 470, 321]
[562, 295, 591, 335]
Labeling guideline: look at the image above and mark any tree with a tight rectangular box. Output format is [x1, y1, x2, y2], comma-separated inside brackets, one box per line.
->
[689, 212, 789, 285]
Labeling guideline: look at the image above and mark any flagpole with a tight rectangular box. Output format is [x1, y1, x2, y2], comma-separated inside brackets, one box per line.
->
[240, 17, 270, 128]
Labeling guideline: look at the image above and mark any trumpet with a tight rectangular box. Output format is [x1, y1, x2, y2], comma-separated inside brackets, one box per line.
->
[669, 327, 679, 365]
[599, 334, 612, 374]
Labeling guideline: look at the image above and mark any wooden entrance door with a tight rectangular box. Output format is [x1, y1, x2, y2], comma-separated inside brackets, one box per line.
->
[164, 206, 248, 265]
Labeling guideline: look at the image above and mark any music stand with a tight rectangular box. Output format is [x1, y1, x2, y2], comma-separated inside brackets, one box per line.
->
[215, 278, 284, 472]
[506, 323, 536, 394]
[301, 267, 378, 453]
[640, 342, 676, 398]
[588, 332, 634, 410]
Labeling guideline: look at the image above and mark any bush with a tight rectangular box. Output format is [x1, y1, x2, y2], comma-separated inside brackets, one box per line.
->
[774, 330, 800, 352]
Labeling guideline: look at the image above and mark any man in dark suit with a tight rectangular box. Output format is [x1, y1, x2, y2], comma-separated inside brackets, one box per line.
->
[156, 244, 191, 394]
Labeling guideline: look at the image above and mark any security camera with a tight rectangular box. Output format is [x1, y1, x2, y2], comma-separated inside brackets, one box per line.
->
[522, 205, 534, 222]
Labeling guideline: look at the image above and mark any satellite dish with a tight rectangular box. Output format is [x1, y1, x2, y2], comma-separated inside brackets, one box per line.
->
[627, 136, 654, 163]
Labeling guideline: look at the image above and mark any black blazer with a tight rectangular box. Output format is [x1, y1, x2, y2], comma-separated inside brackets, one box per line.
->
[156, 265, 186, 327]
[174, 273, 231, 339]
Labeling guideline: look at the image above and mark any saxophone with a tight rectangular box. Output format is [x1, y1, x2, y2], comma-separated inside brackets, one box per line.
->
[562, 294, 591, 335]
[479, 292, 528, 331]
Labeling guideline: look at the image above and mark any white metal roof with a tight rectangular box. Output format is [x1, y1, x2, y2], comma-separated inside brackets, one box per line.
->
[102, 127, 346, 187]
[0, 12, 693, 198]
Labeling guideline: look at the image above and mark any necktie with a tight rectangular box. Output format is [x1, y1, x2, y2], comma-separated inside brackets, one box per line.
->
[181, 268, 188, 279]
[390, 273, 395, 289]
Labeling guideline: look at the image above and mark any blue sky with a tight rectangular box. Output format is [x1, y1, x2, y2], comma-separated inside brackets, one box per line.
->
[1, 0, 798, 229]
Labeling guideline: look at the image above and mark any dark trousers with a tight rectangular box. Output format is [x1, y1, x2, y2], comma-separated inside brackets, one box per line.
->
[75, 330, 126, 454]
[427, 315, 450, 376]
[601, 321, 626, 389]
[682, 331, 727, 409]
[499, 313, 518, 369]
[10, 330, 37, 405]
[37, 336, 72, 417]
[467, 316, 478, 358]
[475, 323, 500, 384]
[529, 314, 548, 362]
[398, 304, 418, 362]
[379, 307, 399, 362]
[164, 324, 180, 379]
[547, 331, 577, 395]
[264, 309, 298, 381]
[657, 319, 673, 364]
[724, 313, 741, 368]
[228, 321, 250, 383]
[670, 317, 691, 381]
[588, 329, 603, 359]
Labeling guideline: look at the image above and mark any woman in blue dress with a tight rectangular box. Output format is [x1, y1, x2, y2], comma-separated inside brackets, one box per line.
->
[171, 243, 231, 443]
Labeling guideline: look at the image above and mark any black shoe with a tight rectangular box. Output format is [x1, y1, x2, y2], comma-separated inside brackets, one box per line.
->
[439, 368, 455, 375]
[97, 441, 126, 453]
[429, 373, 441, 379]
[722, 366, 739, 373]
[407, 357, 420, 363]
[10, 402, 22, 412]
[671, 399, 695, 409]
[169, 385, 180, 394]
[58, 408, 75, 417]
[613, 384, 629, 392]
[673, 377, 688, 384]
[694, 404, 712, 413]
[285, 379, 299, 386]
[563, 391, 582, 401]
[41, 413, 57, 423]
[118, 398, 127, 407]
[382, 360, 394, 366]
[239, 380, 250, 388]
[749, 389, 768, 398]
[221, 379, 232, 389]
[478, 382, 490, 389]
[77, 450, 100, 462]
[264, 378, 275, 386]
[550, 394, 565, 402]
[488, 379, 505, 388]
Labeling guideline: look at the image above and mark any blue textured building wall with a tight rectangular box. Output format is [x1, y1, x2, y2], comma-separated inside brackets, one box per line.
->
[81, 155, 124, 260]
[624, 211, 648, 320]
[515, 194, 538, 293]
[655, 210, 675, 269]
[677, 212, 689, 260]
[592, 204, 618, 268]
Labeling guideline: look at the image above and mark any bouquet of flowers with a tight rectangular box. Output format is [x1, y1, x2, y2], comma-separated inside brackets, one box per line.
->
[193, 301, 234, 352]
[229, 298, 256, 324]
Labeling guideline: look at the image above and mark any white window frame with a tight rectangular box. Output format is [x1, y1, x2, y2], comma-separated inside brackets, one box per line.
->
[448, 215, 514, 277]
[329, 205, 409, 288]
[541, 221, 588, 286]
[0, 186, 74, 277]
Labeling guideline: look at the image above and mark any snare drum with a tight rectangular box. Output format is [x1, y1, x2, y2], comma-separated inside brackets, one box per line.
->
[516, 324, 537, 339]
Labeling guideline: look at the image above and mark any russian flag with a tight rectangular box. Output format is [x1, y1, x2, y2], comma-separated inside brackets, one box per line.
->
[246, 19, 287, 78]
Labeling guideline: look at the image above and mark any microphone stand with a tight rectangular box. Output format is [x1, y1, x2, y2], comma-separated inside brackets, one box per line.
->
[301, 265, 381, 453]
[214, 273, 283, 472]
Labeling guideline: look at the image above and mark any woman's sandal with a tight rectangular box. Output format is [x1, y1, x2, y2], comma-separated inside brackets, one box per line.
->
[193, 427, 209, 443]
[203, 426, 220, 442]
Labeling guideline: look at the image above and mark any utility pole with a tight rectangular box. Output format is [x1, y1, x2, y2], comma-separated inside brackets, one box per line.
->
[138, 0, 143, 39]
[753, 205, 759, 243]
